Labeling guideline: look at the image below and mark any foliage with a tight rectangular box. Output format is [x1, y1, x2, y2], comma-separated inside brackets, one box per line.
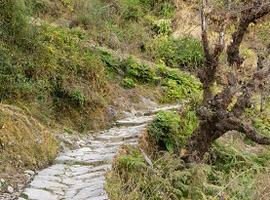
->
[0, 0, 36, 48]
[0, 21, 110, 130]
[70, 0, 175, 55]
[245, 107, 270, 137]
[147, 36, 204, 68]
[107, 141, 270, 200]
[148, 109, 198, 152]
[157, 65, 202, 103]
[114, 147, 147, 172]
[148, 111, 181, 152]
[107, 147, 186, 200]
[100, 50, 202, 101]
[123, 57, 157, 83]
[152, 19, 172, 35]
[121, 78, 136, 89]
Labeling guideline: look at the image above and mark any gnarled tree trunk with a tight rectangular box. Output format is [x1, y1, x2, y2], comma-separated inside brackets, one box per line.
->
[184, 0, 270, 162]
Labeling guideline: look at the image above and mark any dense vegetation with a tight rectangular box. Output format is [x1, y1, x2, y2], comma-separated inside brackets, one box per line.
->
[106, 0, 270, 199]
[0, 0, 269, 198]
[0, 0, 203, 193]
[107, 103, 270, 199]
[0, 0, 203, 131]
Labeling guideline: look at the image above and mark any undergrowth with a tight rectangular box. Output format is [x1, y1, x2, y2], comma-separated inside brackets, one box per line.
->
[107, 137, 270, 200]
[107, 104, 270, 200]
[0, 104, 58, 187]
[101, 51, 202, 103]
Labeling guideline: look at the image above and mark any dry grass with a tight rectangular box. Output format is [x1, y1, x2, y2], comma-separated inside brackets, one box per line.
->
[255, 168, 270, 200]
[172, 0, 201, 39]
[0, 104, 58, 189]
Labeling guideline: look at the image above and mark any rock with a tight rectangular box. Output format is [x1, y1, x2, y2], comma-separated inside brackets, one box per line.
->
[122, 111, 134, 118]
[7, 186, 14, 193]
[0, 178, 5, 183]
[24, 170, 35, 176]
[107, 106, 117, 121]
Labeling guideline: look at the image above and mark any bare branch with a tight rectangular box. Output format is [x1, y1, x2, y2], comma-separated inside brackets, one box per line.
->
[227, 1, 270, 66]
[201, 0, 211, 62]
[227, 117, 270, 145]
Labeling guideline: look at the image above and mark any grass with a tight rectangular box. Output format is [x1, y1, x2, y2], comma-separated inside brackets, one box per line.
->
[106, 137, 270, 200]
[106, 101, 270, 200]
[1, 0, 198, 131]
[0, 104, 58, 187]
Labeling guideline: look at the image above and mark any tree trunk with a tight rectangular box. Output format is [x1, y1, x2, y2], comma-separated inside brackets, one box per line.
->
[185, 119, 223, 162]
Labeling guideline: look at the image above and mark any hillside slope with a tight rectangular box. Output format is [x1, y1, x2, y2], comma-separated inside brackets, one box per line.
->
[0, 0, 204, 196]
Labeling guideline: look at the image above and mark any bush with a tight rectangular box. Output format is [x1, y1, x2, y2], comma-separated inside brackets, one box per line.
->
[148, 111, 181, 152]
[148, 109, 198, 152]
[121, 78, 136, 89]
[157, 65, 202, 103]
[152, 19, 172, 35]
[115, 147, 147, 173]
[147, 36, 204, 69]
[122, 57, 157, 83]
[107, 142, 270, 200]
[70, 90, 86, 107]
[107, 148, 185, 200]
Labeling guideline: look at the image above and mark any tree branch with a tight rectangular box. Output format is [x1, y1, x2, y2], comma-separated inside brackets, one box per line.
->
[227, 117, 270, 145]
[227, 1, 270, 66]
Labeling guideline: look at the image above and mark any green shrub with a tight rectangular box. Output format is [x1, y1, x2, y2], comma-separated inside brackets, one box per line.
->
[121, 78, 136, 89]
[70, 90, 86, 107]
[147, 36, 204, 68]
[152, 19, 172, 35]
[123, 57, 157, 83]
[159, 1, 175, 17]
[148, 111, 181, 152]
[148, 108, 198, 152]
[101, 51, 121, 70]
[157, 66, 202, 103]
[115, 147, 147, 173]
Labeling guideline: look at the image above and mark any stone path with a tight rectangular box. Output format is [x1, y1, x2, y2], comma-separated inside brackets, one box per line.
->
[20, 104, 182, 200]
